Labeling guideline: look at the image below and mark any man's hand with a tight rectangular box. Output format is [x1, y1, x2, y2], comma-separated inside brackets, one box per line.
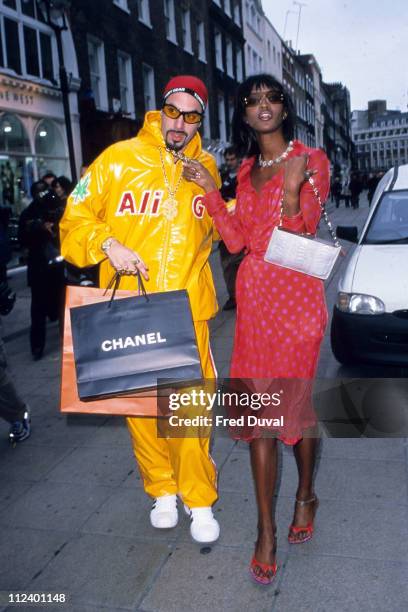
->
[106, 240, 149, 280]
[182, 160, 218, 193]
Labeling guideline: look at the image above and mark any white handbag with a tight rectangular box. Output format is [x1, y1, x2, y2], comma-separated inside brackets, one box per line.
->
[264, 176, 342, 280]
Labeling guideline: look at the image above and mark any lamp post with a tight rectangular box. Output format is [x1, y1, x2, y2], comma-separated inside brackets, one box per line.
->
[37, 0, 77, 183]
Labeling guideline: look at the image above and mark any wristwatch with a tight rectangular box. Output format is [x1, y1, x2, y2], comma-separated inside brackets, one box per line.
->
[101, 237, 115, 254]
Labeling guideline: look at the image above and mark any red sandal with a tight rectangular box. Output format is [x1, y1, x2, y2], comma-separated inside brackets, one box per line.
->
[249, 556, 278, 586]
[288, 496, 319, 544]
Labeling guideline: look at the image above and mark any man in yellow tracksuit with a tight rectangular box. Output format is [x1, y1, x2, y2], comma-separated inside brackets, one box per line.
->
[60, 76, 220, 543]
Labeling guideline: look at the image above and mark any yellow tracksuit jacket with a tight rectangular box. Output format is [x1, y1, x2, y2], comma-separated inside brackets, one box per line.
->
[60, 110, 220, 507]
[60, 110, 220, 322]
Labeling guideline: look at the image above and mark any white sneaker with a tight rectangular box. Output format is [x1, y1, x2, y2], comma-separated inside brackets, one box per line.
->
[187, 506, 220, 543]
[150, 495, 178, 529]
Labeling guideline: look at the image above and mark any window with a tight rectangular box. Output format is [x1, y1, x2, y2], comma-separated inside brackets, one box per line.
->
[3, 1, 17, 10]
[214, 29, 223, 71]
[202, 105, 211, 139]
[181, 9, 192, 53]
[236, 47, 243, 81]
[228, 96, 234, 128]
[164, 0, 177, 43]
[142, 63, 156, 111]
[21, 0, 35, 17]
[40, 32, 53, 81]
[117, 51, 135, 116]
[3, 18, 21, 74]
[87, 36, 108, 111]
[137, 0, 151, 26]
[218, 93, 226, 142]
[23, 26, 39, 76]
[233, 2, 241, 25]
[196, 21, 206, 62]
[226, 38, 233, 77]
[113, 0, 130, 12]
[224, 0, 232, 16]
[0, 113, 30, 153]
[250, 5, 256, 29]
[1, 6, 56, 82]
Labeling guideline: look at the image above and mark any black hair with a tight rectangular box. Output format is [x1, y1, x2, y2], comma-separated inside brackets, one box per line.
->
[52, 175, 74, 196]
[232, 73, 296, 158]
[30, 180, 48, 199]
[41, 172, 57, 182]
[223, 145, 237, 158]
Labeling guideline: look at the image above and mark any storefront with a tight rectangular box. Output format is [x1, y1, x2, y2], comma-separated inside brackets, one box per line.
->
[0, 75, 81, 215]
[0, 0, 82, 216]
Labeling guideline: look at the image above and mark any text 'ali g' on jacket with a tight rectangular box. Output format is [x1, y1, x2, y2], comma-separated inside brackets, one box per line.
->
[60, 110, 222, 321]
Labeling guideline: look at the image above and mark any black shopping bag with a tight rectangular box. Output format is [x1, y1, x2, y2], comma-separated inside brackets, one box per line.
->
[70, 274, 203, 400]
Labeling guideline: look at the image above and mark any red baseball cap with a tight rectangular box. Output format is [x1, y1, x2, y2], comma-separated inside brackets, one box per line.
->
[163, 75, 208, 110]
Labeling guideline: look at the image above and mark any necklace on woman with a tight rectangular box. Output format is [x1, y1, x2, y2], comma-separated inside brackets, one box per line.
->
[258, 140, 294, 168]
[159, 148, 184, 220]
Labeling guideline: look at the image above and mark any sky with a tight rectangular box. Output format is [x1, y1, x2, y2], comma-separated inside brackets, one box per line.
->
[263, 0, 408, 112]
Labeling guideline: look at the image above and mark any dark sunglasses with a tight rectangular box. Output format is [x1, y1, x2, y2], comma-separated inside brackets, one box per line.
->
[162, 103, 203, 124]
[243, 91, 285, 107]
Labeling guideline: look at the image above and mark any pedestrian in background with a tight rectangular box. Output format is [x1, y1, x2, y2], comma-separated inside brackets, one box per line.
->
[349, 173, 363, 209]
[341, 175, 351, 208]
[0, 235, 31, 444]
[184, 73, 329, 585]
[218, 146, 244, 310]
[18, 182, 65, 360]
[51, 176, 74, 206]
[331, 175, 342, 208]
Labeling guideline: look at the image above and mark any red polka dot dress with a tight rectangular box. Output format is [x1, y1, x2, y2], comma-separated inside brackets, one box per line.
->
[204, 141, 330, 443]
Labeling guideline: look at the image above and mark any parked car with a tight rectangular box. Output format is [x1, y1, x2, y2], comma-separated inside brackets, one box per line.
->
[331, 164, 408, 365]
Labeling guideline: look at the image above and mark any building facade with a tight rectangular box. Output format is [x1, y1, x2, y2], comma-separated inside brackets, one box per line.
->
[263, 17, 282, 82]
[0, 0, 81, 213]
[281, 43, 316, 148]
[352, 100, 408, 175]
[208, 0, 245, 158]
[70, 0, 211, 164]
[242, 0, 263, 76]
[299, 54, 324, 148]
[322, 82, 353, 178]
[68, 0, 244, 165]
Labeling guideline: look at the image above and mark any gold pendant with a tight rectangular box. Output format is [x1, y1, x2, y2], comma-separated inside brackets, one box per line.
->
[162, 197, 178, 220]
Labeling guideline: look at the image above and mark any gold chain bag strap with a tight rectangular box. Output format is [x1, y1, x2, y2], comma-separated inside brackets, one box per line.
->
[264, 176, 342, 280]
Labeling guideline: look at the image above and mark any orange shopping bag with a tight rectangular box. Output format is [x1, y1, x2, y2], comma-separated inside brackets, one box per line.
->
[60, 285, 159, 417]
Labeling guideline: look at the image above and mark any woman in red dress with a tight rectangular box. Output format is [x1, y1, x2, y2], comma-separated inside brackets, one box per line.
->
[183, 74, 330, 585]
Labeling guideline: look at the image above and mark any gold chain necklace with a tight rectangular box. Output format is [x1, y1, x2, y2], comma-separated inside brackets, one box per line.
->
[159, 148, 184, 220]
[165, 146, 193, 164]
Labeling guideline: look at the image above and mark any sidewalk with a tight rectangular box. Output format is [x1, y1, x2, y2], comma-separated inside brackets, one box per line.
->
[0, 212, 407, 611]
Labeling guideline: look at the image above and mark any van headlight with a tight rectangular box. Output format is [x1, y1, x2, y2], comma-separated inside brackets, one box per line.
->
[337, 292, 385, 314]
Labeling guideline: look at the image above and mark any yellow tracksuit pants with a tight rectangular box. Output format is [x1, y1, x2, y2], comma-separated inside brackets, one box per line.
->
[126, 321, 217, 508]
